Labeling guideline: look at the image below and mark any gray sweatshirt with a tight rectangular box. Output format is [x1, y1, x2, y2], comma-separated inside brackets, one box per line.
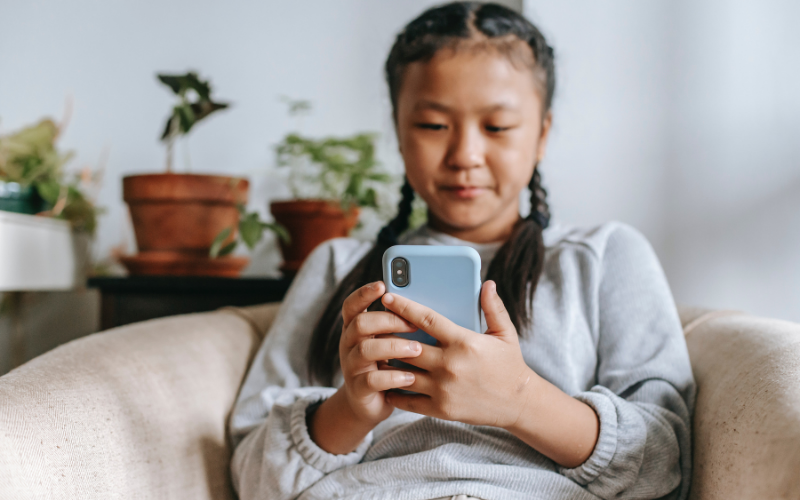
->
[230, 221, 695, 500]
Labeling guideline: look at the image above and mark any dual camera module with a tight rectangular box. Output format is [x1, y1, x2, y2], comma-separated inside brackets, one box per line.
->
[391, 257, 409, 287]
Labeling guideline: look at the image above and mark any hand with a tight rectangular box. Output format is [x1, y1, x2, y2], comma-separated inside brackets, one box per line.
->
[338, 281, 422, 426]
[380, 280, 539, 429]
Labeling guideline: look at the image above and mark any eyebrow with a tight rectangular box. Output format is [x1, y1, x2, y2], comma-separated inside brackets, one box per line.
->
[413, 100, 519, 113]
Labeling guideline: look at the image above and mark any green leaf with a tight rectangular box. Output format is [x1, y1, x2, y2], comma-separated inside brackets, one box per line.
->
[239, 212, 265, 249]
[158, 72, 229, 141]
[175, 104, 196, 134]
[366, 172, 391, 182]
[217, 241, 237, 257]
[160, 116, 177, 141]
[209, 227, 232, 258]
[35, 180, 61, 204]
[362, 187, 378, 208]
[157, 74, 184, 94]
[191, 100, 230, 122]
[262, 222, 291, 244]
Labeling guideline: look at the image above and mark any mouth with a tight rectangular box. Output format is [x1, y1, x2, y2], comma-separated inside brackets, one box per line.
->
[439, 185, 489, 199]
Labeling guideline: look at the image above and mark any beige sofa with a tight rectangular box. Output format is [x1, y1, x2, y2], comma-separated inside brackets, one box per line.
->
[1, 303, 799, 500]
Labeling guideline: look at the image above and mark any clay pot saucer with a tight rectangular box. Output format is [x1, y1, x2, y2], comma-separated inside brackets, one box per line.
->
[120, 251, 249, 277]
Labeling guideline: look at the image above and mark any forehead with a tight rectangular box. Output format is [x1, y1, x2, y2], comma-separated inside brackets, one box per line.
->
[398, 47, 543, 113]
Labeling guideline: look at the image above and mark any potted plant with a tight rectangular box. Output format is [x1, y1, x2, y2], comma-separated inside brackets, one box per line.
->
[269, 106, 392, 273]
[121, 71, 262, 277]
[0, 118, 100, 233]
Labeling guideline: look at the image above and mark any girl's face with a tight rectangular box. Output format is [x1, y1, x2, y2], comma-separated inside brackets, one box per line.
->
[396, 46, 551, 243]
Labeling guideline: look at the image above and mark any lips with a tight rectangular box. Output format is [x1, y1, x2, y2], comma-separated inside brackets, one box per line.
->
[441, 185, 488, 199]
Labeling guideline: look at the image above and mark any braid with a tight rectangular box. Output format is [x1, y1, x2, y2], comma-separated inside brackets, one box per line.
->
[378, 179, 415, 246]
[308, 180, 415, 385]
[484, 167, 548, 335]
[527, 167, 550, 229]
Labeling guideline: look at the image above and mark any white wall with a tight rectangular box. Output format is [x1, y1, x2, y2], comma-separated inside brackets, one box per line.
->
[524, 0, 800, 322]
[523, 0, 672, 250]
[663, 0, 800, 321]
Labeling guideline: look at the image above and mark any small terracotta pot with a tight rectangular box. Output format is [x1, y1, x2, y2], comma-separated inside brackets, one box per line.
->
[122, 173, 249, 276]
[270, 199, 359, 274]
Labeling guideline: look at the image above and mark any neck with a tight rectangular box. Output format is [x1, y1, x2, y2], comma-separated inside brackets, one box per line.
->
[427, 203, 520, 244]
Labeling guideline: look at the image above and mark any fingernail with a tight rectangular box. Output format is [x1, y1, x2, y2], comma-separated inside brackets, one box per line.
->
[383, 293, 394, 304]
[409, 341, 421, 352]
[404, 372, 414, 383]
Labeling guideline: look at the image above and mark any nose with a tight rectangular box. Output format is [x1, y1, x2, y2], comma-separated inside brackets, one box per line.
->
[445, 123, 485, 171]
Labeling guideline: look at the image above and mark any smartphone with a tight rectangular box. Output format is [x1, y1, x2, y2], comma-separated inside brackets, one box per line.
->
[382, 245, 482, 368]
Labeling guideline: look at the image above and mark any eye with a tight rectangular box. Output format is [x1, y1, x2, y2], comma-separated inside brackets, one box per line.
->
[415, 123, 447, 131]
[485, 125, 511, 133]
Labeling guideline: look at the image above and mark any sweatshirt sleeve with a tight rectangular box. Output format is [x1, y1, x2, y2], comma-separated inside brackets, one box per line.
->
[558, 224, 696, 500]
[229, 237, 374, 500]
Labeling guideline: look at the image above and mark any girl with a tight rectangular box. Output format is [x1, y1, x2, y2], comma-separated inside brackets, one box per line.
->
[230, 3, 695, 500]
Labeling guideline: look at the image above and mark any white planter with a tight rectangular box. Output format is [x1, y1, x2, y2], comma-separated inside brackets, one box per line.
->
[0, 211, 76, 291]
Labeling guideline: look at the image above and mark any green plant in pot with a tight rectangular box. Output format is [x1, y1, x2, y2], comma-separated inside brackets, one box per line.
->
[270, 110, 392, 274]
[0, 118, 100, 233]
[122, 71, 255, 277]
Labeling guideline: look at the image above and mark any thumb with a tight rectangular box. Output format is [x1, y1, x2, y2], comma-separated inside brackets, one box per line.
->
[481, 280, 516, 337]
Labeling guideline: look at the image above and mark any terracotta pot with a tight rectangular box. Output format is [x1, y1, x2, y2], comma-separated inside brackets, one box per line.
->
[122, 173, 249, 276]
[270, 200, 359, 274]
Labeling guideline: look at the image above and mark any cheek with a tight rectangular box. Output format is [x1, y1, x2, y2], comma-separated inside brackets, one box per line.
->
[399, 133, 445, 184]
[487, 138, 537, 194]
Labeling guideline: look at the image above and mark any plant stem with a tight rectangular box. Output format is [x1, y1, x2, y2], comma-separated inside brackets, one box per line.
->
[166, 136, 174, 173]
[183, 137, 192, 172]
[165, 116, 179, 173]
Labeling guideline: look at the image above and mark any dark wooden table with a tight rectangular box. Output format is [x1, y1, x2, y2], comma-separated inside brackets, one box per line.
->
[87, 276, 293, 330]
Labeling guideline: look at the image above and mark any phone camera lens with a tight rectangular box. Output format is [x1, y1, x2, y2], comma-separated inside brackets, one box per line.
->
[391, 258, 409, 287]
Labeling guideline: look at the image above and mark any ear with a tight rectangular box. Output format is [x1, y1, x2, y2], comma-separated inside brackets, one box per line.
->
[536, 111, 552, 163]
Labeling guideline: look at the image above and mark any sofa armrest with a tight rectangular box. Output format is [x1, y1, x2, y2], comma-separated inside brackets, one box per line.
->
[0, 302, 281, 500]
[683, 311, 800, 500]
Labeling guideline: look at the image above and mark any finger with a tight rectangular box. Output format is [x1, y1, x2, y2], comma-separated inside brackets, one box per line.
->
[381, 293, 462, 345]
[352, 369, 415, 395]
[385, 391, 435, 416]
[342, 281, 385, 328]
[389, 343, 442, 371]
[398, 370, 435, 396]
[481, 280, 516, 336]
[342, 311, 417, 347]
[351, 336, 423, 364]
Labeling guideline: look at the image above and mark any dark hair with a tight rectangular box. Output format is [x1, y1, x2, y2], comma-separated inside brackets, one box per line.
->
[307, 1, 555, 385]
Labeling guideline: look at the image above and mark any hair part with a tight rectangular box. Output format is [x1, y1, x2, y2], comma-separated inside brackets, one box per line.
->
[308, 2, 554, 386]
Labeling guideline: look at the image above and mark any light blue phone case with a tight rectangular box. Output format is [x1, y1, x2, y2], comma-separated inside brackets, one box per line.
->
[382, 245, 482, 348]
